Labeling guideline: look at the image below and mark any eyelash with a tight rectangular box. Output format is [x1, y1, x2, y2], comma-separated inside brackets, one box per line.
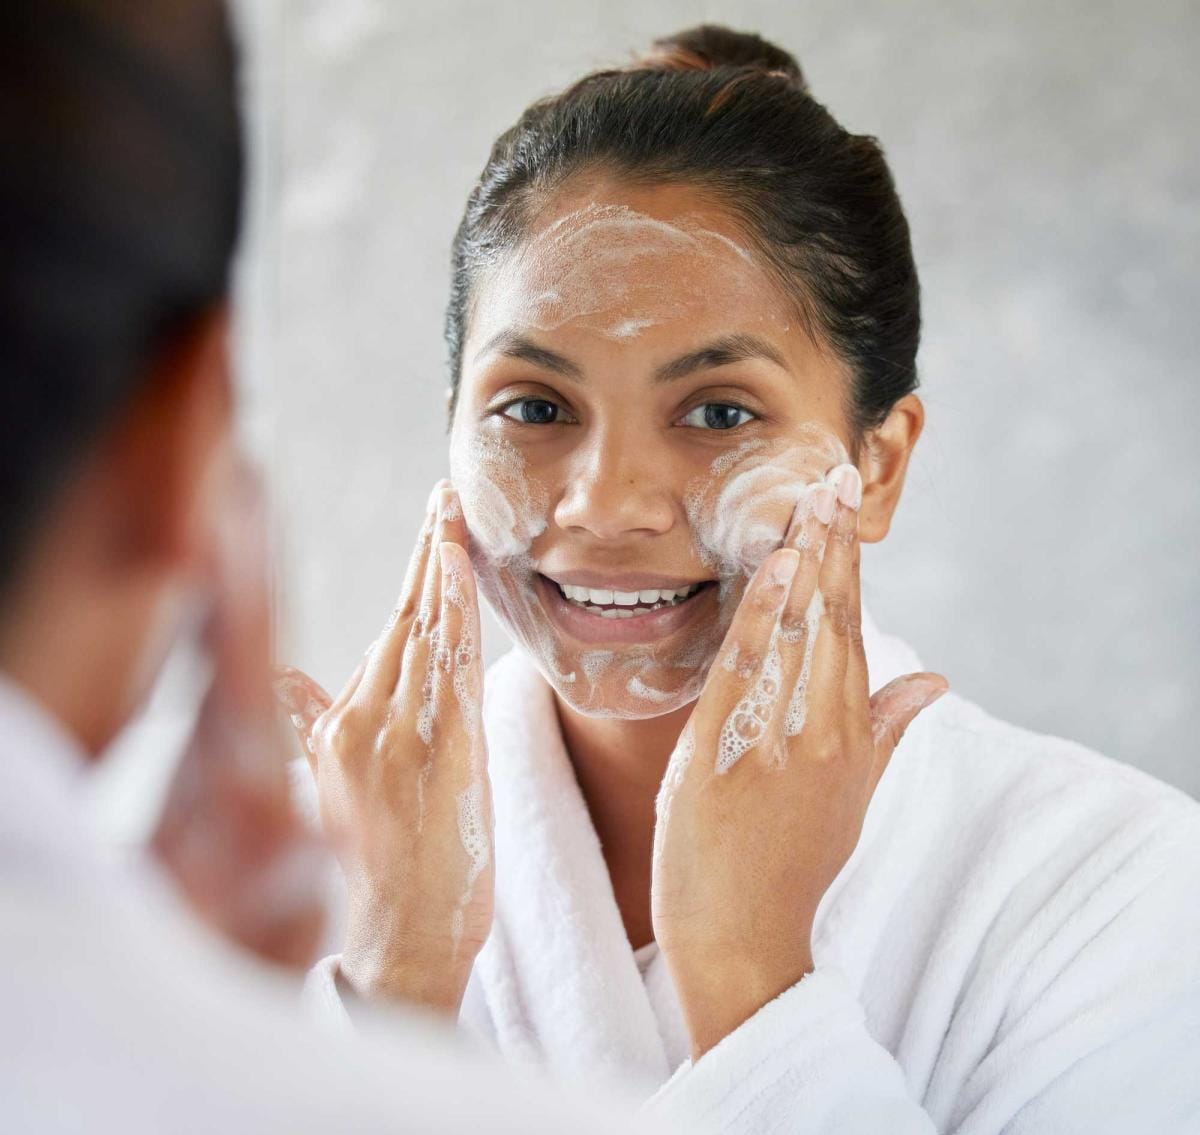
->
[498, 398, 575, 426]
[496, 397, 758, 431]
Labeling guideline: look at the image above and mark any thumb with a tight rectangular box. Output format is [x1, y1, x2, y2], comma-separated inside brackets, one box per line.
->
[868, 672, 948, 782]
[272, 667, 332, 771]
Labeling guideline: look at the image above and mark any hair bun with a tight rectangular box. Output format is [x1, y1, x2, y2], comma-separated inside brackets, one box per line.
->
[636, 24, 806, 91]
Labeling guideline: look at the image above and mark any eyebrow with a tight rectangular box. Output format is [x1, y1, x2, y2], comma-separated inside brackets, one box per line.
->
[474, 331, 585, 380]
[473, 330, 788, 384]
[651, 333, 789, 384]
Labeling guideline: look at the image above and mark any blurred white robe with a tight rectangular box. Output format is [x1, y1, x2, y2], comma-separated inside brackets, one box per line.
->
[308, 606, 1200, 1134]
[0, 675, 633, 1134]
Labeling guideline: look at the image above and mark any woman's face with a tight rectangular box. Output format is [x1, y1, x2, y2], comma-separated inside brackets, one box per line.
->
[449, 179, 854, 719]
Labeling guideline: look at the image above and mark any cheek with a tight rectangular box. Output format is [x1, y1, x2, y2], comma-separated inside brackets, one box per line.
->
[449, 431, 548, 563]
[687, 431, 849, 576]
[707, 465, 804, 571]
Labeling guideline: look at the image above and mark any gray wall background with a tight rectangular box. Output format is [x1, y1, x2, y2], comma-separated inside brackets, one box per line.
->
[255, 0, 1198, 798]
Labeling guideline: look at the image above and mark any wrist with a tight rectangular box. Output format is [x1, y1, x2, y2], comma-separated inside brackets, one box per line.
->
[339, 890, 477, 1016]
[338, 941, 470, 1015]
[668, 941, 815, 1060]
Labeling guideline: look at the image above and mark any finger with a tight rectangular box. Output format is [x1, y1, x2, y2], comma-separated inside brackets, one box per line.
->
[774, 482, 837, 737]
[830, 468, 872, 719]
[399, 479, 449, 620]
[411, 486, 452, 644]
[868, 672, 948, 791]
[804, 464, 863, 733]
[692, 548, 799, 776]
[357, 481, 445, 703]
[327, 652, 369, 717]
[325, 481, 442, 716]
[272, 667, 334, 772]
[431, 540, 484, 740]
[393, 487, 455, 744]
[427, 486, 477, 731]
[439, 483, 469, 554]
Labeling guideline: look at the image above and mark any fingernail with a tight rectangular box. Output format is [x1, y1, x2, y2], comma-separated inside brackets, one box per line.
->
[828, 464, 863, 510]
[923, 684, 949, 710]
[767, 548, 800, 588]
[805, 483, 837, 526]
[435, 485, 455, 519]
[426, 481, 444, 515]
[271, 674, 303, 712]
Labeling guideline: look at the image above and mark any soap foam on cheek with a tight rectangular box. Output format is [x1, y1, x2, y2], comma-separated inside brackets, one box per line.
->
[448, 430, 581, 698]
[444, 416, 849, 732]
[685, 426, 850, 579]
[447, 428, 725, 719]
[451, 433, 547, 561]
[683, 425, 849, 771]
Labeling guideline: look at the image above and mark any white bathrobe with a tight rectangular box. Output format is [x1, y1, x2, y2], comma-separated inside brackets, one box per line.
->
[307, 607, 1200, 1134]
[0, 675, 640, 1134]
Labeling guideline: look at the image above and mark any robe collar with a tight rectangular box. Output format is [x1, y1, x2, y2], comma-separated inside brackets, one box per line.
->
[473, 602, 925, 1087]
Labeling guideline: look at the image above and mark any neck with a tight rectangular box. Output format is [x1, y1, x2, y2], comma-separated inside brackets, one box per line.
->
[0, 542, 173, 762]
[554, 693, 693, 949]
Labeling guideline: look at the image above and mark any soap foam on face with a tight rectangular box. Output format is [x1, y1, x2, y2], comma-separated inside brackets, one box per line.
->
[449, 425, 727, 718]
[451, 203, 852, 723]
[470, 203, 776, 346]
[449, 421, 850, 725]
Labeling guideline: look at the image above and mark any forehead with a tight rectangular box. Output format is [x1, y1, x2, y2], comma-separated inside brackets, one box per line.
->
[464, 179, 798, 357]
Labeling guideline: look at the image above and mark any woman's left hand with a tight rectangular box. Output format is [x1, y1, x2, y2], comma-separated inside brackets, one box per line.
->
[651, 464, 948, 1059]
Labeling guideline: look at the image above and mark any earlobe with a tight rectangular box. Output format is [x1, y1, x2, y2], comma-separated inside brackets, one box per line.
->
[857, 394, 924, 544]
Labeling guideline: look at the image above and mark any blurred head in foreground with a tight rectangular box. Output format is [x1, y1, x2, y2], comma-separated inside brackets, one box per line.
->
[0, 1, 329, 967]
[0, 0, 243, 754]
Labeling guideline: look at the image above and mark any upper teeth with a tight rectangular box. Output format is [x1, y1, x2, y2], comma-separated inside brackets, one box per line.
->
[558, 583, 701, 606]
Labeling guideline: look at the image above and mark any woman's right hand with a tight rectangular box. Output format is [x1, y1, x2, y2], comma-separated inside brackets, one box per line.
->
[272, 482, 493, 1015]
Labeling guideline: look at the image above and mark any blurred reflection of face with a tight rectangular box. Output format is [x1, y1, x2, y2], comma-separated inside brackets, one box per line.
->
[449, 179, 853, 719]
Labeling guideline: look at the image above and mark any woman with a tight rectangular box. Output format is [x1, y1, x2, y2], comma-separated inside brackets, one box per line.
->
[277, 25, 1200, 1133]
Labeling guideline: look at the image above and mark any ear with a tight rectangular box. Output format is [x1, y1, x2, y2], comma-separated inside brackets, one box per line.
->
[104, 305, 234, 581]
[857, 393, 924, 544]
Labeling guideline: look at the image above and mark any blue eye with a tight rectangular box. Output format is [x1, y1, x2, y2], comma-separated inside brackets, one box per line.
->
[681, 403, 756, 430]
[500, 398, 563, 425]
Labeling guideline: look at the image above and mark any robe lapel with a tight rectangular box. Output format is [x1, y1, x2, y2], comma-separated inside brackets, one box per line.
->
[475, 650, 671, 1089]
[473, 600, 923, 1087]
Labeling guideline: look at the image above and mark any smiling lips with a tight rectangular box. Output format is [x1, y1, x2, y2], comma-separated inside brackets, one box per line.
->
[536, 572, 717, 642]
[556, 580, 705, 616]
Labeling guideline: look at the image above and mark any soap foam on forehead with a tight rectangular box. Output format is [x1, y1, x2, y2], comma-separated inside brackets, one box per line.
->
[471, 203, 778, 344]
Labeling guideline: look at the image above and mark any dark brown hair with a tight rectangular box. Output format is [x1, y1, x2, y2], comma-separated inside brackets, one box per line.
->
[0, 0, 242, 591]
[446, 24, 921, 441]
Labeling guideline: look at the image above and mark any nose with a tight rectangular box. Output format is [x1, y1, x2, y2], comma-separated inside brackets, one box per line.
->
[552, 426, 675, 540]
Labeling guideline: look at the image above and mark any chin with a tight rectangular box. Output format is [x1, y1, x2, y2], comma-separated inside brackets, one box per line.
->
[530, 638, 713, 721]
